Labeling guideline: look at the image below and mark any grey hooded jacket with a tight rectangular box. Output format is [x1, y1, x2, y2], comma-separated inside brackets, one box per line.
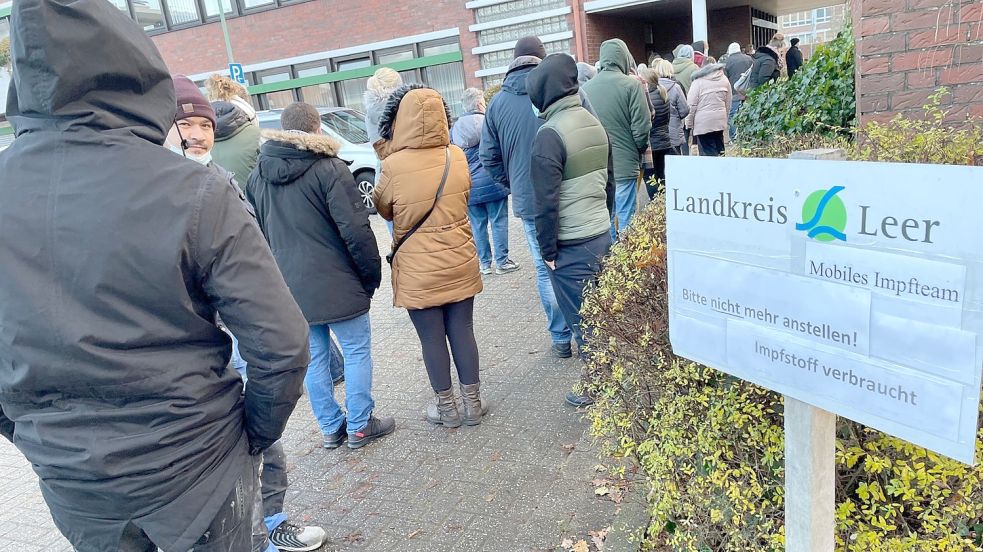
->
[0, 1, 310, 550]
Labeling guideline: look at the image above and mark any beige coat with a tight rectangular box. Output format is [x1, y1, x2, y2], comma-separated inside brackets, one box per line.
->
[685, 63, 733, 137]
[373, 88, 482, 310]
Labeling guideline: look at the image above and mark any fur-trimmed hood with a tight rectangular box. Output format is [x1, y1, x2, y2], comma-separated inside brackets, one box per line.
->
[692, 62, 727, 81]
[256, 130, 343, 185]
[375, 84, 453, 160]
[261, 129, 341, 156]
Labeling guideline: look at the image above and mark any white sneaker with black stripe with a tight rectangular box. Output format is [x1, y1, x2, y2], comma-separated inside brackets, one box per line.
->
[269, 521, 326, 552]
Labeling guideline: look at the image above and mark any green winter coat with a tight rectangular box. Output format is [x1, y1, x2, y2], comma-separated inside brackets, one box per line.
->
[581, 39, 652, 181]
[672, 45, 700, 95]
[212, 102, 262, 190]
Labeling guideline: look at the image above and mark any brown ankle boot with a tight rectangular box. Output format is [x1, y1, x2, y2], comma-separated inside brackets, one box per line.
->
[459, 382, 487, 426]
[425, 388, 462, 428]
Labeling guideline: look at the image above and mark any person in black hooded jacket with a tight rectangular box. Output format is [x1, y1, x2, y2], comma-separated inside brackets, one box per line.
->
[750, 45, 781, 89]
[0, 1, 311, 550]
[246, 102, 395, 452]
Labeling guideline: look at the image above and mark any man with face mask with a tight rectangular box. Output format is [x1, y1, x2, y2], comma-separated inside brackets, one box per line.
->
[164, 75, 329, 552]
[167, 75, 221, 166]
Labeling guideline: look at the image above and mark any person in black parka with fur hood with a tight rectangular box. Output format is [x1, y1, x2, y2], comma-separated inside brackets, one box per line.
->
[247, 102, 393, 452]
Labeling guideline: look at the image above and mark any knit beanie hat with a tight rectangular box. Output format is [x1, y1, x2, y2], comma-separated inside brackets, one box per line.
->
[677, 45, 695, 59]
[513, 36, 547, 60]
[172, 75, 216, 126]
[727, 42, 741, 55]
[367, 67, 403, 94]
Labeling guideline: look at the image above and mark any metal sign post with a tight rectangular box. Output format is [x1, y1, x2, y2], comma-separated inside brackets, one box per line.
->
[215, 0, 235, 65]
[784, 398, 835, 551]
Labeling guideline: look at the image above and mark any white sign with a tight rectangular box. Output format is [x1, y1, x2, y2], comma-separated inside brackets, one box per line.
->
[666, 156, 983, 464]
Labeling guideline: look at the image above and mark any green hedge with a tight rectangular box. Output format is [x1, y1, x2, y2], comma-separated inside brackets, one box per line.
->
[582, 100, 983, 551]
[733, 26, 856, 144]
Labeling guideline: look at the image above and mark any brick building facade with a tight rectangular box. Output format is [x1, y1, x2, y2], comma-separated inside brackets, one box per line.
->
[853, 0, 983, 125]
[1, 0, 980, 135]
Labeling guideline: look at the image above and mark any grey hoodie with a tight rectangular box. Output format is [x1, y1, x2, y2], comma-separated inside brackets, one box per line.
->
[0, 1, 310, 549]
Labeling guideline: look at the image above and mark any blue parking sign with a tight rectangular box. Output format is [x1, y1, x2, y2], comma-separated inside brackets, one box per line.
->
[229, 63, 246, 85]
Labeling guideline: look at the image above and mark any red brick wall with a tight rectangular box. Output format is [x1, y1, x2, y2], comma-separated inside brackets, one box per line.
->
[583, 13, 647, 65]
[150, 0, 481, 87]
[854, 0, 983, 125]
[708, 6, 752, 59]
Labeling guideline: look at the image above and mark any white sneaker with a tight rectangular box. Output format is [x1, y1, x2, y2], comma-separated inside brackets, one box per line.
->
[269, 522, 327, 552]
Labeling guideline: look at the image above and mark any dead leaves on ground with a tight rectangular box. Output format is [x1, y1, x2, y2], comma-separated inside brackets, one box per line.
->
[591, 476, 628, 505]
[560, 526, 610, 552]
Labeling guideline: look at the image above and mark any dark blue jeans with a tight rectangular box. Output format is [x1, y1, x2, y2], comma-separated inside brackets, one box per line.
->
[547, 233, 613, 348]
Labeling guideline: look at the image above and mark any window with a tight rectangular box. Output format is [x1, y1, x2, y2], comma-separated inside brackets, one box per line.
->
[259, 71, 295, 109]
[423, 62, 466, 118]
[477, 15, 568, 46]
[335, 58, 371, 112]
[321, 111, 369, 143]
[377, 49, 418, 84]
[204, 0, 236, 18]
[165, 0, 200, 27]
[242, 0, 275, 9]
[377, 49, 414, 64]
[814, 7, 831, 24]
[475, 0, 566, 24]
[421, 41, 461, 57]
[131, 0, 166, 32]
[295, 65, 337, 108]
[108, 0, 130, 13]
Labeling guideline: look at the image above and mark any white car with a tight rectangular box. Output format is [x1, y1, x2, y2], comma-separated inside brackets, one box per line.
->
[256, 107, 379, 213]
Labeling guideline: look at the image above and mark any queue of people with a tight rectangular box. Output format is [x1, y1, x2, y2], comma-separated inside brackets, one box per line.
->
[0, 1, 795, 548]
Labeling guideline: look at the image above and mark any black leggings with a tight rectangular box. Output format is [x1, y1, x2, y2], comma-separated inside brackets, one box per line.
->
[408, 298, 480, 392]
[646, 147, 678, 199]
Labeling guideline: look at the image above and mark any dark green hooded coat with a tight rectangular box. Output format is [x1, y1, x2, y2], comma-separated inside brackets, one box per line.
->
[581, 39, 652, 181]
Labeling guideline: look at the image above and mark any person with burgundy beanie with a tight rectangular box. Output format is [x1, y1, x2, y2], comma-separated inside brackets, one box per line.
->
[163, 76, 329, 552]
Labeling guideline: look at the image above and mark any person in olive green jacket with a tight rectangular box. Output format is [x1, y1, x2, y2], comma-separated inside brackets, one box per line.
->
[207, 75, 261, 190]
[581, 39, 652, 239]
[528, 53, 614, 408]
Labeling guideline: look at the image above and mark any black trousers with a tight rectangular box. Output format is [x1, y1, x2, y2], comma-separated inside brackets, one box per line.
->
[408, 298, 480, 392]
[646, 147, 678, 199]
[548, 233, 612, 348]
[696, 131, 726, 157]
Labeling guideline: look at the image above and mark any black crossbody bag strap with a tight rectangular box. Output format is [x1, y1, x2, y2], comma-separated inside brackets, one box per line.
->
[386, 147, 451, 265]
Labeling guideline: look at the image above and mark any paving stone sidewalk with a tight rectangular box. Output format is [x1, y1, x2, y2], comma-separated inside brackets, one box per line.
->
[0, 215, 625, 551]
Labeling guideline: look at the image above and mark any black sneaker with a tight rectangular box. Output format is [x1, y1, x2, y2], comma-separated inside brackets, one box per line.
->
[551, 342, 573, 358]
[323, 420, 347, 449]
[565, 391, 594, 408]
[347, 415, 396, 449]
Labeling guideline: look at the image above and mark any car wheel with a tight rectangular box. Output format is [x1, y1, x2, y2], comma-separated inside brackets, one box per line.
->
[355, 171, 377, 214]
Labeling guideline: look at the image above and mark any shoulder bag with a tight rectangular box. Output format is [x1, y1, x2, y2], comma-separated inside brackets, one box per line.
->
[386, 147, 451, 265]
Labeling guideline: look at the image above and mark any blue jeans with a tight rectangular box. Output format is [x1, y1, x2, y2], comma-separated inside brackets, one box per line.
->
[729, 98, 743, 142]
[232, 332, 342, 384]
[610, 178, 638, 239]
[468, 198, 510, 268]
[307, 314, 375, 435]
[522, 218, 572, 345]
